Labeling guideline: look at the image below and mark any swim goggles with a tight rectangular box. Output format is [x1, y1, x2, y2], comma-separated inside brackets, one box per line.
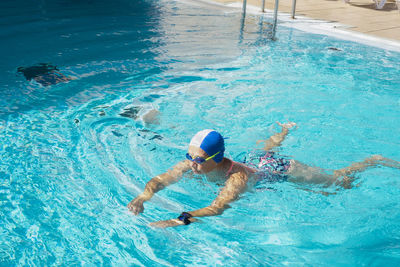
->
[185, 151, 220, 164]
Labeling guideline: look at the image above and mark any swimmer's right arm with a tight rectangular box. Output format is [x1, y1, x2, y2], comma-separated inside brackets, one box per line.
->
[127, 160, 191, 215]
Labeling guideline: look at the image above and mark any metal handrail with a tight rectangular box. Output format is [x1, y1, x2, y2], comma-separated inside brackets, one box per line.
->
[242, 0, 298, 20]
[242, 0, 247, 16]
[241, 0, 297, 39]
[272, 0, 279, 38]
[292, 0, 297, 19]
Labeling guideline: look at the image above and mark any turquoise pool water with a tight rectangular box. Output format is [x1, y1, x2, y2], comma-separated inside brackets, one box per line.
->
[1, 0, 400, 265]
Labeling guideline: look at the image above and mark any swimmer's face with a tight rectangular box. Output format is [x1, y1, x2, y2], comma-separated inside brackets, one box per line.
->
[187, 146, 218, 174]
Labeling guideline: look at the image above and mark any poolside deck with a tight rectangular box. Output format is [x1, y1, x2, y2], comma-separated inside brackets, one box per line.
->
[212, 0, 400, 42]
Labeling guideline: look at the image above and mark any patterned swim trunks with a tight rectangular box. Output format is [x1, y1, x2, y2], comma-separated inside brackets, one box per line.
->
[243, 151, 291, 183]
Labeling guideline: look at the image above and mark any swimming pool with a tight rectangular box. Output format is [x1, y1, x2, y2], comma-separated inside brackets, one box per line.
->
[1, 0, 400, 265]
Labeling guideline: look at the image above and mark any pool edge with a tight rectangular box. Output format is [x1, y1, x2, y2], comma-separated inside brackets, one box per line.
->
[179, 0, 400, 53]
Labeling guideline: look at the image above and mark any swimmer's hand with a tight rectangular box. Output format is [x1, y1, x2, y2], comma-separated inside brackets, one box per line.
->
[149, 218, 199, 228]
[276, 121, 297, 130]
[127, 196, 145, 215]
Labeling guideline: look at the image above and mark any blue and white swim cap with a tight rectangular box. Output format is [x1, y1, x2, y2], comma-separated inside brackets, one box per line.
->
[189, 129, 225, 163]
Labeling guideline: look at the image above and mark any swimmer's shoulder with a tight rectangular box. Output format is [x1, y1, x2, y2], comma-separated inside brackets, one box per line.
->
[166, 160, 191, 177]
[232, 160, 257, 175]
[226, 161, 256, 184]
[173, 160, 191, 171]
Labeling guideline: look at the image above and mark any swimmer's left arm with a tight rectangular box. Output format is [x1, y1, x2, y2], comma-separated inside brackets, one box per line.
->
[260, 121, 296, 151]
[150, 172, 248, 228]
[188, 172, 247, 217]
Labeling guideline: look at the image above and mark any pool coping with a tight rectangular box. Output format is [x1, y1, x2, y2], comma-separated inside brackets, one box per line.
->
[180, 0, 400, 53]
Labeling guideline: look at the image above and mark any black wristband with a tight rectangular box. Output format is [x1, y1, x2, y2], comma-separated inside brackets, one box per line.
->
[177, 212, 192, 225]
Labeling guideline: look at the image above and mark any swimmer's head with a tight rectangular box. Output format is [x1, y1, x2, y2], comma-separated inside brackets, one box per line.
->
[188, 129, 225, 163]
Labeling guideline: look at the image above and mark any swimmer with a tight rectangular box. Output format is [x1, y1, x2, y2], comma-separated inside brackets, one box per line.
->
[17, 63, 72, 86]
[127, 122, 400, 228]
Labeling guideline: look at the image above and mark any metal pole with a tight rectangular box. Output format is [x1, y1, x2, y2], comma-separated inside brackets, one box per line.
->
[261, 0, 266, 12]
[239, 12, 245, 44]
[291, 0, 297, 19]
[242, 0, 247, 16]
[272, 0, 279, 38]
